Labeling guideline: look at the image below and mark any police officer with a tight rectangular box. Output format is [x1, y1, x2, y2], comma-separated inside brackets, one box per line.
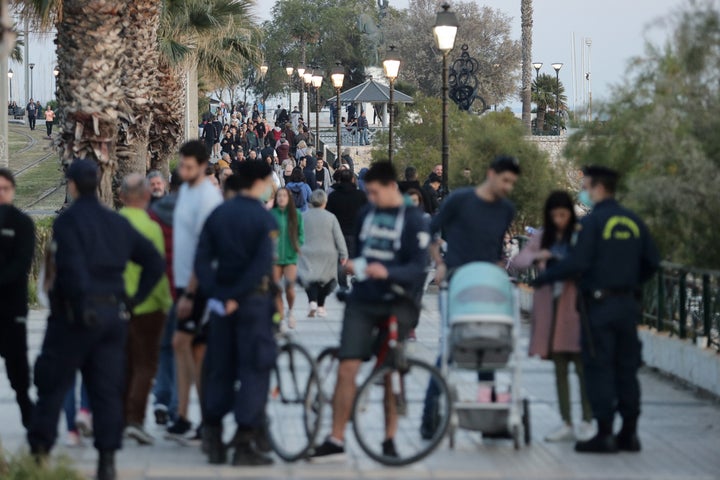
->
[194, 161, 278, 466]
[0, 168, 35, 429]
[28, 160, 164, 480]
[534, 165, 660, 454]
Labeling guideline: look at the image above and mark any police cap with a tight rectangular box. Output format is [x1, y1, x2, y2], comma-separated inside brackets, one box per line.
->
[66, 159, 99, 183]
[582, 165, 619, 181]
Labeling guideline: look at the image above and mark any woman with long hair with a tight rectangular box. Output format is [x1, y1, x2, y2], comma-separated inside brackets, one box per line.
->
[511, 191, 593, 442]
[271, 187, 305, 328]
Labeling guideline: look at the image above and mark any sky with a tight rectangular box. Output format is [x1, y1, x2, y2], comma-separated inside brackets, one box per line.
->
[258, 0, 682, 111]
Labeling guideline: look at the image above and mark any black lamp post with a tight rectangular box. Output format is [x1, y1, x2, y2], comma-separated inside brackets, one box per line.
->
[297, 63, 306, 120]
[303, 69, 313, 134]
[285, 64, 294, 112]
[433, 3, 458, 195]
[552, 62, 563, 132]
[330, 62, 345, 162]
[383, 46, 400, 163]
[259, 61, 268, 118]
[311, 70, 323, 148]
[28, 63, 35, 99]
[53, 66, 59, 97]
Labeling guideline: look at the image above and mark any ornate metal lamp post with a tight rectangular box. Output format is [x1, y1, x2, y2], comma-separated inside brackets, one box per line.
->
[433, 3, 458, 196]
[297, 63, 306, 123]
[552, 62, 563, 133]
[53, 65, 59, 97]
[29, 62, 35, 99]
[311, 70, 323, 148]
[383, 46, 400, 163]
[303, 69, 313, 133]
[448, 44, 483, 112]
[259, 61, 268, 118]
[330, 62, 345, 162]
[285, 64, 294, 112]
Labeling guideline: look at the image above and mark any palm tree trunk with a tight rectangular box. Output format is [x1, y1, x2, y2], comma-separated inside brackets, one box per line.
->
[148, 59, 184, 176]
[56, 0, 128, 206]
[537, 106, 546, 133]
[116, 0, 162, 196]
[521, 0, 533, 135]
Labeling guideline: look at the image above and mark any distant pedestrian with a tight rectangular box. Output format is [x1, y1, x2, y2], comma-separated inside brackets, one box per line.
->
[26, 99, 37, 130]
[44, 105, 55, 138]
[358, 111, 369, 146]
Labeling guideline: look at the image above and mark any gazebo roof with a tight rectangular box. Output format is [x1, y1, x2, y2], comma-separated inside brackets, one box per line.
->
[339, 79, 414, 103]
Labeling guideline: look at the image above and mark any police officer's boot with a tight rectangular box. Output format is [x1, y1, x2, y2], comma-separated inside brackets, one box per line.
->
[574, 420, 618, 454]
[253, 421, 272, 454]
[18, 393, 34, 429]
[616, 417, 641, 452]
[96, 450, 116, 480]
[204, 424, 227, 464]
[231, 429, 274, 466]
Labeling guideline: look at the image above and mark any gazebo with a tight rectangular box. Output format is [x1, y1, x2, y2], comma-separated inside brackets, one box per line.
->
[338, 78, 413, 126]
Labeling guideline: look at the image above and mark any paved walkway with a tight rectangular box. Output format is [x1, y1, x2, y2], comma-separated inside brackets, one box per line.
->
[1, 293, 719, 479]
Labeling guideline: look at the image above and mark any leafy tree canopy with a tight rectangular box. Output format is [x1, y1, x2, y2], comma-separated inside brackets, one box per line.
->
[566, 1, 720, 268]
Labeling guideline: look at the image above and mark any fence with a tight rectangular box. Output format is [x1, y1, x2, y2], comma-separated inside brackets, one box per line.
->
[642, 262, 720, 351]
[317, 126, 388, 148]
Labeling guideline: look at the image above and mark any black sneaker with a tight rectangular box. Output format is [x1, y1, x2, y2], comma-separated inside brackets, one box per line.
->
[616, 432, 641, 452]
[382, 438, 398, 458]
[308, 438, 346, 463]
[165, 417, 193, 443]
[154, 407, 169, 426]
[575, 433, 619, 454]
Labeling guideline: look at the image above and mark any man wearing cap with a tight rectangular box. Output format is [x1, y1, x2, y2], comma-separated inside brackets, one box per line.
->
[28, 159, 165, 480]
[420, 155, 521, 439]
[534, 165, 660, 454]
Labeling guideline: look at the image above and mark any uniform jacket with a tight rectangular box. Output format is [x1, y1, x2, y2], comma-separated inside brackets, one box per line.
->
[511, 232, 581, 358]
[270, 207, 304, 265]
[297, 208, 348, 285]
[0, 205, 35, 318]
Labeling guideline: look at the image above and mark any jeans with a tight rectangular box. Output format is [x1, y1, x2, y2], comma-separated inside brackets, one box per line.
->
[46, 121, 53, 137]
[63, 376, 90, 432]
[152, 305, 178, 420]
[359, 128, 369, 145]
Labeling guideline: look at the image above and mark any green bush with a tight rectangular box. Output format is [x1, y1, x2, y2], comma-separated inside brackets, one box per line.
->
[0, 448, 83, 480]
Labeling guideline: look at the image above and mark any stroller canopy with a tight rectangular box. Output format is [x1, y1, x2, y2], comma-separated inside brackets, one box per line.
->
[449, 262, 514, 323]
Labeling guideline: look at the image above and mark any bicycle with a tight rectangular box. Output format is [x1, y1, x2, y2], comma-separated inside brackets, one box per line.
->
[265, 330, 324, 462]
[315, 313, 452, 466]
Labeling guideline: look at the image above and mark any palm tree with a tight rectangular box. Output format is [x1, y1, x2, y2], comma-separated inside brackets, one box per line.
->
[532, 73, 568, 134]
[521, 0, 533, 134]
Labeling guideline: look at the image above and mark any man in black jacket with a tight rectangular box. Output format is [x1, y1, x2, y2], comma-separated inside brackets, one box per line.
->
[0, 169, 35, 430]
[326, 169, 367, 290]
[398, 166, 431, 213]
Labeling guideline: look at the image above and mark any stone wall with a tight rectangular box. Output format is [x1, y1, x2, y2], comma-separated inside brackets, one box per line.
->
[527, 135, 569, 165]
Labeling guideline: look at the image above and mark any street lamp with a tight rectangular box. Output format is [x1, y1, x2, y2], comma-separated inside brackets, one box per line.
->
[285, 64, 294, 113]
[28, 63, 35, 99]
[552, 62, 563, 133]
[259, 62, 268, 118]
[53, 66, 59, 97]
[383, 45, 401, 163]
[433, 2, 458, 196]
[330, 62, 345, 163]
[303, 69, 313, 134]
[311, 71, 323, 148]
[8, 69, 12, 102]
[259, 61, 268, 77]
[532, 62, 542, 80]
[297, 63, 306, 122]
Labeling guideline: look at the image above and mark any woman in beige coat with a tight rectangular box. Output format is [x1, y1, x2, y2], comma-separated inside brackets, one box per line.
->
[511, 191, 593, 442]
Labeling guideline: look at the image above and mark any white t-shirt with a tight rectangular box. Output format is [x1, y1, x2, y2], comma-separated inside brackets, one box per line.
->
[172, 178, 223, 289]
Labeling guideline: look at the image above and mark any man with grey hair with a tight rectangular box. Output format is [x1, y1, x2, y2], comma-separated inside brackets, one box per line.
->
[119, 174, 173, 446]
[147, 171, 167, 203]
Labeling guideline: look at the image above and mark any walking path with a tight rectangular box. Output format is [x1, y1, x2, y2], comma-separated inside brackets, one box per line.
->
[1, 293, 719, 479]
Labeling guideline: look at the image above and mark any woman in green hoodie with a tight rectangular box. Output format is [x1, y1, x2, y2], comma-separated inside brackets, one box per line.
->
[271, 187, 304, 328]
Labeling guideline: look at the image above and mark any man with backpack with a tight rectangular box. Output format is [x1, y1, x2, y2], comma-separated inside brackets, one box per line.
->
[284, 168, 312, 212]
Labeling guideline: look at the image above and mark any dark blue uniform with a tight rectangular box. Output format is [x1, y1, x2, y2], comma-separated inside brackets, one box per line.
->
[28, 195, 164, 454]
[536, 198, 660, 434]
[194, 195, 278, 431]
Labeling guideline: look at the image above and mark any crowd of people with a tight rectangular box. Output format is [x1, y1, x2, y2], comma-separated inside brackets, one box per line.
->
[0, 115, 659, 478]
[7, 99, 56, 138]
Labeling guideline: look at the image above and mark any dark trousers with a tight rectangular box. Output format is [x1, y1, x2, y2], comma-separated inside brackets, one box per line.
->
[124, 310, 166, 426]
[203, 294, 276, 429]
[28, 307, 127, 453]
[338, 234, 356, 289]
[0, 314, 33, 427]
[28, 115, 36, 130]
[305, 281, 334, 307]
[152, 304, 178, 418]
[582, 296, 642, 424]
[46, 121, 53, 137]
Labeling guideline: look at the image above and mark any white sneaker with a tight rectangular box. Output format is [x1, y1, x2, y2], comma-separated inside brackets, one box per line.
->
[544, 423, 575, 442]
[125, 423, 155, 446]
[287, 311, 297, 329]
[575, 420, 596, 441]
[65, 431, 83, 447]
[75, 409, 93, 438]
[317, 306, 327, 317]
[308, 301, 318, 318]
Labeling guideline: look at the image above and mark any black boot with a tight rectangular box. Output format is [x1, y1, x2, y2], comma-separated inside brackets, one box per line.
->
[96, 451, 117, 480]
[231, 429, 273, 466]
[616, 417, 641, 452]
[253, 421, 272, 454]
[204, 425, 226, 465]
[575, 420, 618, 454]
[18, 394, 34, 430]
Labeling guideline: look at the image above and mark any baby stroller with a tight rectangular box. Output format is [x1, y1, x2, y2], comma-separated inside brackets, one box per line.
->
[440, 262, 531, 449]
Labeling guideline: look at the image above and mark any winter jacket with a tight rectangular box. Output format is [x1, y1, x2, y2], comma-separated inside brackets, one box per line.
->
[326, 182, 368, 236]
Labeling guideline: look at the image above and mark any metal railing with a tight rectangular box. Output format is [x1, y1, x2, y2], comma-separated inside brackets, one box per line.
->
[642, 262, 720, 351]
[318, 126, 388, 147]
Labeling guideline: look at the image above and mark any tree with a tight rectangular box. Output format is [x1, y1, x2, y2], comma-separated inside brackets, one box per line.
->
[532, 73, 568, 133]
[372, 96, 560, 227]
[381, 0, 520, 109]
[565, 2, 720, 268]
[521, 0, 533, 133]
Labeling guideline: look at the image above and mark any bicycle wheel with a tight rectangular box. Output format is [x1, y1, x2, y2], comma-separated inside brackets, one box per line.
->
[315, 347, 340, 404]
[351, 358, 452, 466]
[267, 341, 323, 462]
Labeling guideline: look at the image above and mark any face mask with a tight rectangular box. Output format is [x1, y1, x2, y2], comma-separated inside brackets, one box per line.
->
[260, 184, 273, 203]
[578, 190, 594, 208]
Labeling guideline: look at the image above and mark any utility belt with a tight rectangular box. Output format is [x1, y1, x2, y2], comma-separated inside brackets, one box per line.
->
[584, 288, 641, 303]
[51, 293, 128, 328]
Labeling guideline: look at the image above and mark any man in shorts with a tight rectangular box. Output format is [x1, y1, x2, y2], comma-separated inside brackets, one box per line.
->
[310, 162, 429, 461]
[166, 141, 222, 442]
